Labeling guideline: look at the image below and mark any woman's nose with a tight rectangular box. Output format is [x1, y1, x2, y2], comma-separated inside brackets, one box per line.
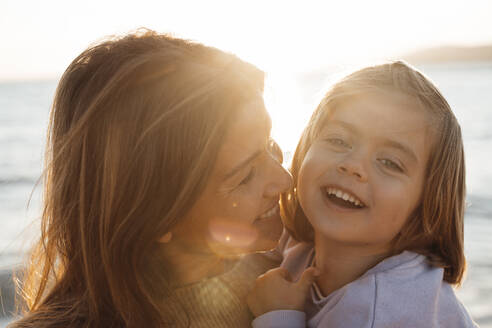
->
[265, 162, 293, 197]
[264, 142, 293, 196]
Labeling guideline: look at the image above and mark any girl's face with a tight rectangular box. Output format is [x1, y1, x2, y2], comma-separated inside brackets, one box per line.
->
[297, 92, 432, 252]
[172, 99, 292, 256]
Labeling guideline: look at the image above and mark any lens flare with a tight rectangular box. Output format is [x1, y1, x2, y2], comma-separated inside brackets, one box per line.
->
[208, 218, 258, 248]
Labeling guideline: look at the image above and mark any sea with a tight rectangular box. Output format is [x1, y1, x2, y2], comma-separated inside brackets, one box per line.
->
[0, 62, 491, 327]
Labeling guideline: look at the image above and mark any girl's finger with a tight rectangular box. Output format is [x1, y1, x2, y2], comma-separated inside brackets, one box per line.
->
[265, 267, 293, 282]
[295, 267, 320, 294]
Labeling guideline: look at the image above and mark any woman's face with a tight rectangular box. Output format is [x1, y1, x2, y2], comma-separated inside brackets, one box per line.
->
[172, 99, 292, 256]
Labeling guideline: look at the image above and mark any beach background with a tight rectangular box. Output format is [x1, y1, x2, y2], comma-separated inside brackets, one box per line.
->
[1, 0, 491, 326]
[1, 61, 491, 327]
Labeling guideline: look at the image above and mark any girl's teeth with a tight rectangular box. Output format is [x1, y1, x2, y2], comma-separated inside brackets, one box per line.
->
[326, 187, 364, 207]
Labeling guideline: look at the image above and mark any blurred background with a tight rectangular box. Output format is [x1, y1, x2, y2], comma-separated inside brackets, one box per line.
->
[1, 0, 491, 326]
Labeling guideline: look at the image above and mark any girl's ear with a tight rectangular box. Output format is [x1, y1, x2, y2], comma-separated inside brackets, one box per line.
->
[159, 232, 173, 243]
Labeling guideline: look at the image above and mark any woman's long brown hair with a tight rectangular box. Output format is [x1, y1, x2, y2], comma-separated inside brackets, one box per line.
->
[10, 29, 264, 327]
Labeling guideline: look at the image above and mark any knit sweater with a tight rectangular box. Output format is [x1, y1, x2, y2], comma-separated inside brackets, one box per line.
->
[160, 253, 278, 328]
[253, 238, 478, 328]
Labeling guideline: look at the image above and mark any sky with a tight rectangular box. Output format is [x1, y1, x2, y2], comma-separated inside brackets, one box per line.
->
[2, 0, 492, 81]
[2, 0, 492, 151]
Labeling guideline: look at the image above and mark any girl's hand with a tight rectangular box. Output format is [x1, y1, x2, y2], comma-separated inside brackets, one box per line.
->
[247, 267, 319, 317]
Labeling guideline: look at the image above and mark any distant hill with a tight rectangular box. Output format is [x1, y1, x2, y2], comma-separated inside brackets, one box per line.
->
[402, 45, 492, 64]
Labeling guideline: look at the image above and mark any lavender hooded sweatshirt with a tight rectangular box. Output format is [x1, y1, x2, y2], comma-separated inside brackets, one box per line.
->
[252, 237, 477, 328]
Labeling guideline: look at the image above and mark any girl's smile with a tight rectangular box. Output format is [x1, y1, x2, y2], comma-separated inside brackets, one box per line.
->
[323, 185, 367, 210]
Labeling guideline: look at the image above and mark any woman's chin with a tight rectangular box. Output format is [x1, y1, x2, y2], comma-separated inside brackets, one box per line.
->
[206, 215, 283, 256]
[250, 214, 283, 251]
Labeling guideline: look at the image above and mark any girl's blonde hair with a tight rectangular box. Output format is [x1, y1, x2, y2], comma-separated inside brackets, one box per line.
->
[281, 61, 466, 285]
[12, 29, 264, 327]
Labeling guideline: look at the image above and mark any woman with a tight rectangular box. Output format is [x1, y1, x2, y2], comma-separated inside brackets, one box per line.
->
[10, 29, 291, 327]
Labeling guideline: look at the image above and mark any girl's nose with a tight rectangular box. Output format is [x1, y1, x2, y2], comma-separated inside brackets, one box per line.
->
[337, 158, 368, 182]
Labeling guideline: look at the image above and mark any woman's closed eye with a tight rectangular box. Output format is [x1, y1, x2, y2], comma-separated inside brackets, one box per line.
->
[238, 167, 256, 186]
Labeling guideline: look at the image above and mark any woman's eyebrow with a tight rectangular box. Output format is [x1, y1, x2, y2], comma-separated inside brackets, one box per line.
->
[223, 150, 262, 180]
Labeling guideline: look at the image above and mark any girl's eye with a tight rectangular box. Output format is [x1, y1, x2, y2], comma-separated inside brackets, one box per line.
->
[238, 167, 256, 186]
[328, 138, 350, 148]
[379, 159, 403, 172]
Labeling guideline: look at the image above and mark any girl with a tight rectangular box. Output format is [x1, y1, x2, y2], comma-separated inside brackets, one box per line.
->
[247, 61, 477, 327]
[10, 30, 292, 328]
